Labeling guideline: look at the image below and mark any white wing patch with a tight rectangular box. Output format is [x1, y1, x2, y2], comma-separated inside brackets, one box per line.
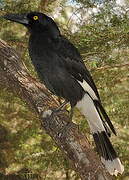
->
[76, 93, 104, 133]
[77, 80, 98, 100]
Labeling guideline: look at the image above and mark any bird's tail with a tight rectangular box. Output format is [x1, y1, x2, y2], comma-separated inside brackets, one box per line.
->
[76, 93, 124, 176]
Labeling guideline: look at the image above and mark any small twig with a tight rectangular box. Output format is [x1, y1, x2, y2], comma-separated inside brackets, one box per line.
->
[95, 63, 129, 71]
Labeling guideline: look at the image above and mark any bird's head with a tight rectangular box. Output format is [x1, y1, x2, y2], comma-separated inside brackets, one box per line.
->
[3, 12, 60, 38]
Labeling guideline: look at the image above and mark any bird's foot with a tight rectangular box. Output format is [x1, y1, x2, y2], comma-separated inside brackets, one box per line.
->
[50, 102, 74, 123]
[68, 108, 74, 122]
[55, 102, 74, 121]
[53, 101, 69, 113]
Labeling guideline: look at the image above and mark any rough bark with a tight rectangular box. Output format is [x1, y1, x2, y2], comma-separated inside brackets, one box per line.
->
[0, 39, 113, 180]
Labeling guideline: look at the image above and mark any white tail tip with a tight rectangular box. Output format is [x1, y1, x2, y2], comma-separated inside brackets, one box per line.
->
[101, 157, 124, 176]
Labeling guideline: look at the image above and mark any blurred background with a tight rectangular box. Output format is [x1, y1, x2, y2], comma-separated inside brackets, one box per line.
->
[0, 0, 129, 179]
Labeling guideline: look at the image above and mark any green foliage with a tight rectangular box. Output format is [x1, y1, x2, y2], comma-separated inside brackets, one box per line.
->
[0, 0, 129, 179]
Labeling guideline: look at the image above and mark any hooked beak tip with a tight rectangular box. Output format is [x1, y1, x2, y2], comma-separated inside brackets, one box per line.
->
[1, 13, 29, 25]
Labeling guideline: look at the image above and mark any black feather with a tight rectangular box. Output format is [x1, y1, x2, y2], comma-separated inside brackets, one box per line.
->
[93, 131, 117, 161]
[94, 100, 117, 135]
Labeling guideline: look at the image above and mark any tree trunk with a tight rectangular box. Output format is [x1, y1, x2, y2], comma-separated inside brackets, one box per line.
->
[0, 39, 113, 180]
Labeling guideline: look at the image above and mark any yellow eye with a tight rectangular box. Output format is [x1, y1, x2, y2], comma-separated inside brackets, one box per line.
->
[33, 16, 38, 20]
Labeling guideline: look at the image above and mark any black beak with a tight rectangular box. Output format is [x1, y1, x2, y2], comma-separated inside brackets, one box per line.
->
[2, 13, 29, 25]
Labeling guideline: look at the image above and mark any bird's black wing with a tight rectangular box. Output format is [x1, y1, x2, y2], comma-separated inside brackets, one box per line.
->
[56, 36, 116, 135]
[56, 36, 100, 100]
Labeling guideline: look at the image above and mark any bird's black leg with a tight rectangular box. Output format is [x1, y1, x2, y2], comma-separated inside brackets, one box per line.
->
[58, 97, 62, 105]
[67, 107, 73, 122]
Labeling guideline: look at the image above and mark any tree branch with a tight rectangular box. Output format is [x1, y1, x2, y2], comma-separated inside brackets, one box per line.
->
[0, 39, 113, 180]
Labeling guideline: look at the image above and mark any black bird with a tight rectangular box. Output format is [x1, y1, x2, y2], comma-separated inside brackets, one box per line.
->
[3, 12, 124, 175]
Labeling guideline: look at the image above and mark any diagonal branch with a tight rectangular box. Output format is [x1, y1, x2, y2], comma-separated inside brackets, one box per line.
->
[0, 39, 113, 180]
